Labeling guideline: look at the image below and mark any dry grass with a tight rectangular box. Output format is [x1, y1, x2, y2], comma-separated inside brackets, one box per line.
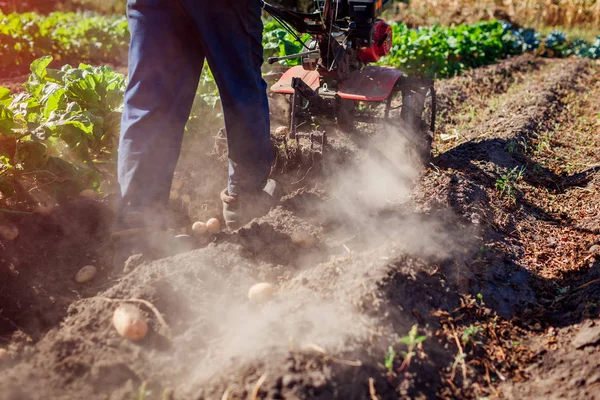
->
[392, 0, 600, 32]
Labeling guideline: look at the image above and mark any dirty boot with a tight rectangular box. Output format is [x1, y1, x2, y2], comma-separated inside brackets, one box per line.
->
[221, 179, 282, 231]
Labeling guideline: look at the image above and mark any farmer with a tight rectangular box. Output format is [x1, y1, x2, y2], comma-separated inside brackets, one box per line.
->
[113, 0, 279, 258]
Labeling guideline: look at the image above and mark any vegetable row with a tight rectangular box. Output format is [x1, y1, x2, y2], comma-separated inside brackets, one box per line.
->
[1, 11, 598, 78]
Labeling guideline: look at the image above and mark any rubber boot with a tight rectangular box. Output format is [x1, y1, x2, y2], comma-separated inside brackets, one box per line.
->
[221, 179, 282, 231]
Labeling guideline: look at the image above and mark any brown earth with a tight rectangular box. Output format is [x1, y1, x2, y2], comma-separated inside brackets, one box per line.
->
[0, 54, 599, 400]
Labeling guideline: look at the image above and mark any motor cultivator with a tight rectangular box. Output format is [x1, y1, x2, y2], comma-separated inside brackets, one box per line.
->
[262, 0, 436, 159]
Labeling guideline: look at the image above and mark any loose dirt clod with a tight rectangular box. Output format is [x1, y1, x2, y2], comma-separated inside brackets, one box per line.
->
[75, 265, 97, 284]
[0, 224, 19, 240]
[290, 231, 316, 249]
[123, 254, 145, 274]
[33, 202, 54, 216]
[78, 189, 99, 200]
[112, 304, 148, 342]
[248, 282, 276, 304]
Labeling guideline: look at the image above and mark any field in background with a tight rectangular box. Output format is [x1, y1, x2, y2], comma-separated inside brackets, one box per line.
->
[393, 0, 599, 39]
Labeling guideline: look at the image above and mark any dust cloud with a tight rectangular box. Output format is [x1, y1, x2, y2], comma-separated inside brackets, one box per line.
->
[323, 122, 456, 260]
[172, 122, 461, 392]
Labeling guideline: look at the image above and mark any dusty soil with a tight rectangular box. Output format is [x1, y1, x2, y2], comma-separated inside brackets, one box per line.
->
[0, 54, 599, 400]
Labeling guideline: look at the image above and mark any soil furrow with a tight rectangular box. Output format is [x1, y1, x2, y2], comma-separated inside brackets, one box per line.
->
[496, 62, 600, 400]
[0, 56, 598, 400]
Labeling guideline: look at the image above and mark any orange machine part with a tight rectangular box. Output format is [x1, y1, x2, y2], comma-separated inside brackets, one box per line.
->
[271, 65, 404, 102]
[357, 21, 393, 63]
[270, 66, 320, 94]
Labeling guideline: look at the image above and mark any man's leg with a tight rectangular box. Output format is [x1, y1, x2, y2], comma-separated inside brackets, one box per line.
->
[179, 0, 273, 197]
[118, 0, 204, 229]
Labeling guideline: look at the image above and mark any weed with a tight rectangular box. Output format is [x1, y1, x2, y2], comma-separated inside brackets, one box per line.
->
[397, 325, 427, 372]
[462, 325, 484, 346]
[506, 140, 517, 154]
[133, 382, 151, 400]
[384, 345, 396, 374]
[495, 166, 526, 201]
[506, 138, 530, 155]
[462, 293, 485, 310]
[557, 286, 570, 295]
[535, 132, 553, 154]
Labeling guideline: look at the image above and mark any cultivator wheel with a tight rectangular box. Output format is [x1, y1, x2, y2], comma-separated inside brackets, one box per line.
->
[385, 77, 436, 164]
[273, 74, 436, 167]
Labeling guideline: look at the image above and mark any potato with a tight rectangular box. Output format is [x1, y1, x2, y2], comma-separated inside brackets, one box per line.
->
[248, 282, 276, 304]
[192, 221, 208, 235]
[34, 202, 54, 216]
[112, 304, 148, 341]
[0, 224, 19, 241]
[275, 126, 290, 136]
[206, 218, 221, 234]
[290, 231, 316, 249]
[79, 189, 99, 200]
[75, 265, 97, 284]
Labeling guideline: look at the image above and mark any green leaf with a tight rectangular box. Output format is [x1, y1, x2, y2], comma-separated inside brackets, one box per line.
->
[30, 124, 52, 141]
[45, 68, 66, 84]
[0, 87, 11, 100]
[384, 345, 396, 372]
[0, 105, 15, 134]
[398, 337, 412, 345]
[30, 56, 53, 80]
[40, 83, 68, 118]
[45, 109, 95, 139]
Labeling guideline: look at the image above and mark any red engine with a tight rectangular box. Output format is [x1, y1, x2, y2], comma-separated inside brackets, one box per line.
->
[357, 20, 393, 63]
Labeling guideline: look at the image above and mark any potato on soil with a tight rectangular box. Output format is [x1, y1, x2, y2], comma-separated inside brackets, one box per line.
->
[290, 231, 316, 249]
[206, 218, 221, 234]
[248, 282, 276, 304]
[0, 224, 19, 241]
[192, 221, 208, 235]
[112, 304, 148, 341]
[75, 265, 97, 284]
[79, 188, 99, 200]
[34, 202, 54, 216]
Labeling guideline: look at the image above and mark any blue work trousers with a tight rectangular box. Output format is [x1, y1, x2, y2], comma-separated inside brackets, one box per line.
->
[118, 0, 272, 214]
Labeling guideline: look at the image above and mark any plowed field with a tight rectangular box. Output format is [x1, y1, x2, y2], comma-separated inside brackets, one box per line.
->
[0, 55, 599, 400]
